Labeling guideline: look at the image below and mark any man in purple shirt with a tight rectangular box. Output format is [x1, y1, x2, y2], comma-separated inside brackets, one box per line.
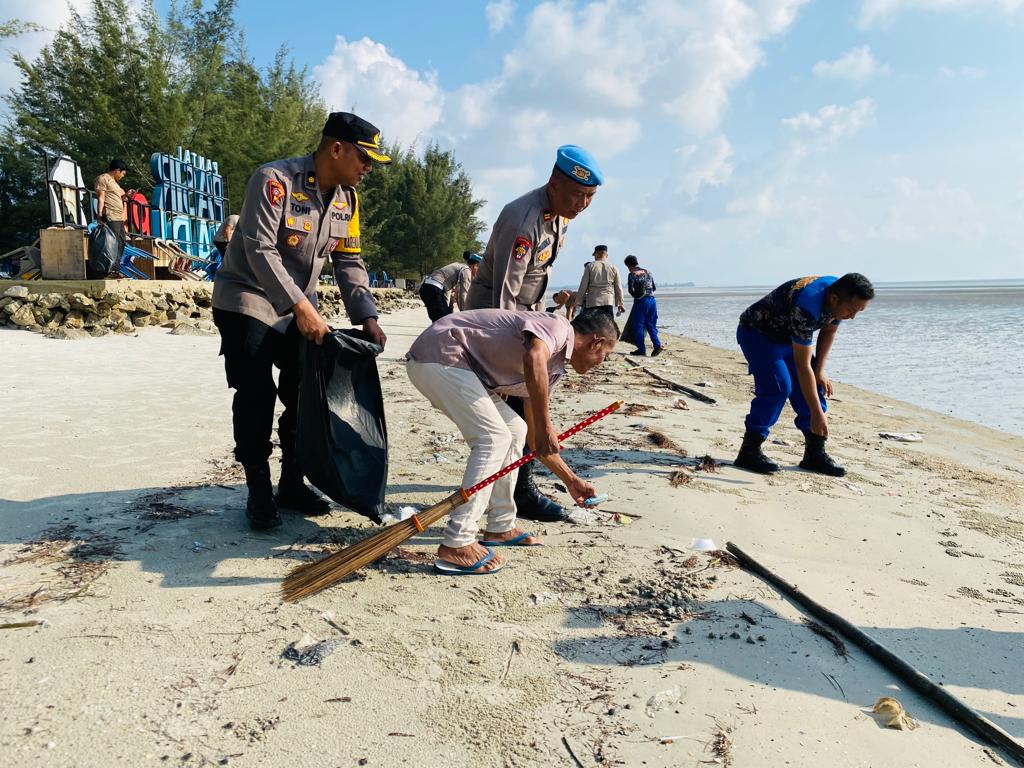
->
[406, 309, 619, 574]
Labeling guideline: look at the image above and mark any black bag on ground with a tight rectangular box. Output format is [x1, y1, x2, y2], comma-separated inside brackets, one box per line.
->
[297, 329, 388, 522]
[87, 222, 119, 277]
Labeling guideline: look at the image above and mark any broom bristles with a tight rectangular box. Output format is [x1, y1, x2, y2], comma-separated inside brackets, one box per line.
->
[282, 400, 626, 602]
[281, 491, 463, 602]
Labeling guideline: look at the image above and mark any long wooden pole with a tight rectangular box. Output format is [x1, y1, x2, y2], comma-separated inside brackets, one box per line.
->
[726, 541, 1024, 766]
[622, 356, 717, 404]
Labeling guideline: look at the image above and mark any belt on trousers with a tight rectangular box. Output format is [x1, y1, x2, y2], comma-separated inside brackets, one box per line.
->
[423, 277, 445, 290]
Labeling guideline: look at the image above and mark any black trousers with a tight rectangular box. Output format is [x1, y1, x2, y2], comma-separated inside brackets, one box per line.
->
[108, 219, 126, 254]
[213, 308, 302, 468]
[419, 283, 452, 322]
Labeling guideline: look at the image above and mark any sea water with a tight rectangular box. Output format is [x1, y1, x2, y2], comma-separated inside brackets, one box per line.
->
[646, 280, 1024, 437]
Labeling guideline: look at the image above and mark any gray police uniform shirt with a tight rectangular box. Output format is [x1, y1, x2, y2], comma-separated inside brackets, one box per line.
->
[424, 262, 468, 300]
[466, 186, 567, 312]
[576, 259, 624, 309]
[212, 154, 376, 330]
[213, 214, 239, 244]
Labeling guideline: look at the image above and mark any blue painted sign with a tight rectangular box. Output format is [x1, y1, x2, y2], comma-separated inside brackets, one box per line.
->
[150, 148, 227, 259]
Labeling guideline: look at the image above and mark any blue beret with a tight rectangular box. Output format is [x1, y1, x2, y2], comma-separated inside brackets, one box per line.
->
[464, 251, 482, 264]
[555, 145, 603, 187]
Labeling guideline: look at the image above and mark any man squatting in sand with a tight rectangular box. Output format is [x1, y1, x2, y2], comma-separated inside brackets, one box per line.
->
[406, 309, 619, 574]
[733, 273, 875, 477]
[465, 144, 603, 523]
[211, 112, 390, 531]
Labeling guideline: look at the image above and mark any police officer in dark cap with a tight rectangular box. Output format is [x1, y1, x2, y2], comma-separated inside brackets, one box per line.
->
[212, 112, 391, 531]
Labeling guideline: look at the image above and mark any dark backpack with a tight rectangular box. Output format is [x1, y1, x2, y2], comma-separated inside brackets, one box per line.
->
[87, 223, 120, 277]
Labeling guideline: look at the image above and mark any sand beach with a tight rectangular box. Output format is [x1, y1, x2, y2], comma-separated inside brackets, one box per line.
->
[2, 302, 1023, 767]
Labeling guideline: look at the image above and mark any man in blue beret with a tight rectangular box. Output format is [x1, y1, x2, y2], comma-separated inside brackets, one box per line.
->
[465, 144, 603, 522]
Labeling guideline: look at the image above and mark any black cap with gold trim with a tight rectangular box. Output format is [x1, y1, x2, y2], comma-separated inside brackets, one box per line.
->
[322, 112, 392, 164]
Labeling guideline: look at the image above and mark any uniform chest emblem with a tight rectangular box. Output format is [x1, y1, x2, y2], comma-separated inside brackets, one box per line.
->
[332, 200, 348, 209]
[291, 191, 309, 202]
[265, 179, 285, 206]
[542, 210, 554, 222]
[303, 220, 312, 232]
[513, 236, 531, 261]
[537, 250, 551, 263]
[286, 234, 301, 247]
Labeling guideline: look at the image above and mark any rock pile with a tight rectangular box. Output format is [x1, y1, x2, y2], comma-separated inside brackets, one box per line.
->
[0, 282, 414, 338]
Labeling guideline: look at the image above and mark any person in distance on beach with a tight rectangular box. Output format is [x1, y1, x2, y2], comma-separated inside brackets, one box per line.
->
[406, 308, 618, 574]
[733, 273, 875, 477]
[211, 112, 391, 531]
[576, 245, 625, 319]
[418, 251, 482, 322]
[546, 289, 576, 318]
[465, 144, 603, 523]
[621, 254, 663, 357]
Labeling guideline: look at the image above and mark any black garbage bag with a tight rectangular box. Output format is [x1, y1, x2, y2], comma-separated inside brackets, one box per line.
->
[297, 328, 388, 522]
[87, 223, 119, 278]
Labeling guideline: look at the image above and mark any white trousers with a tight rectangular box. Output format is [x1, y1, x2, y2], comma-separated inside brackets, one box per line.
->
[406, 362, 526, 548]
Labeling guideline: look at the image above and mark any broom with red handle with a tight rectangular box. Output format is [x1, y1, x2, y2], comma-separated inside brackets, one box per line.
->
[281, 399, 624, 601]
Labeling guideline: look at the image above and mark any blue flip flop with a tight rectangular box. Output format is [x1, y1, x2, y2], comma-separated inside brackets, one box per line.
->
[479, 532, 543, 547]
[433, 547, 504, 575]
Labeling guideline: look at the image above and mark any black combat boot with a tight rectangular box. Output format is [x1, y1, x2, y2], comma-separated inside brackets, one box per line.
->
[276, 460, 331, 516]
[514, 461, 569, 522]
[733, 431, 780, 474]
[799, 432, 846, 477]
[243, 462, 282, 531]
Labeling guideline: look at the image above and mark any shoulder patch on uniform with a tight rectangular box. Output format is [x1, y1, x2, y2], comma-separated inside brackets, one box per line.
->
[513, 236, 531, 261]
[291, 191, 309, 202]
[794, 275, 821, 291]
[265, 179, 285, 206]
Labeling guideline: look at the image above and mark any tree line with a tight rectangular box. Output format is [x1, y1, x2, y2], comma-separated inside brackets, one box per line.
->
[0, 0, 485, 277]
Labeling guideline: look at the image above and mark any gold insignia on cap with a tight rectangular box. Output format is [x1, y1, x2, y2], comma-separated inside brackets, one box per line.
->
[571, 165, 591, 181]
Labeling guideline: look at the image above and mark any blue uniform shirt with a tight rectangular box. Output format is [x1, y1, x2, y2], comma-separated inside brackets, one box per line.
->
[739, 275, 840, 346]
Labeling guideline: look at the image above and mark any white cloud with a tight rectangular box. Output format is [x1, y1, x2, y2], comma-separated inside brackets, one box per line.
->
[782, 98, 877, 146]
[676, 136, 734, 201]
[939, 64, 987, 80]
[0, 0, 91, 98]
[859, 0, 1024, 27]
[866, 176, 984, 241]
[314, 36, 444, 148]
[485, 0, 516, 34]
[813, 46, 890, 83]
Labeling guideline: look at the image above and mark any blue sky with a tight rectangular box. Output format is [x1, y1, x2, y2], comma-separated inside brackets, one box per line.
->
[3, 0, 1023, 285]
